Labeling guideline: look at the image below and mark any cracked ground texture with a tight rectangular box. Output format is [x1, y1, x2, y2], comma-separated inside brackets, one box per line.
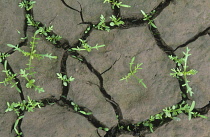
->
[0, 0, 210, 137]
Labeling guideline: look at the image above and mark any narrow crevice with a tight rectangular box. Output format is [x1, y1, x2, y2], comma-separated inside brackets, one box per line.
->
[81, 56, 123, 121]
[113, 0, 121, 18]
[44, 96, 109, 130]
[61, 0, 85, 23]
[151, 0, 174, 19]
[101, 56, 121, 75]
[59, 50, 69, 100]
[174, 26, 210, 51]
[105, 100, 210, 137]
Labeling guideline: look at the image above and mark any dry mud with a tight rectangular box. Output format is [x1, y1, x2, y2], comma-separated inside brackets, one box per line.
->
[0, 0, 210, 137]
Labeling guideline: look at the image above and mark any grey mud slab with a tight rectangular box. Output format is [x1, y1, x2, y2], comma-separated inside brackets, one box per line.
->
[0, 0, 210, 137]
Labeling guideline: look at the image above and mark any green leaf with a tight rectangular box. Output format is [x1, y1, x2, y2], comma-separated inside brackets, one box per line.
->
[79, 111, 92, 115]
[189, 101, 195, 112]
[63, 81, 67, 86]
[110, 22, 115, 26]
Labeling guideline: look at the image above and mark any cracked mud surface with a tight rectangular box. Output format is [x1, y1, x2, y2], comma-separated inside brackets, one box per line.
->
[0, 0, 210, 137]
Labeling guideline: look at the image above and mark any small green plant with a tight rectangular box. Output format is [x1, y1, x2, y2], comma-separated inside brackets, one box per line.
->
[14, 115, 24, 137]
[5, 96, 43, 137]
[6, 30, 57, 93]
[120, 57, 147, 88]
[19, 0, 36, 11]
[5, 96, 43, 115]
[7, 30, 57, 71]
[56, 73, 75, 86]
[163, 101, 207, 120]
[93, 15, 110, 32]
[169, 47, 198, 96]
[103, 0, 131, 9]
[0, 60, 21, 92]
[71, 102, 92, 115]
[0, 52, 10, 62]
[110, 15, 124, 26]
[71, 55, 83, 61]
[37, 25, 54, 36]
[26, 14, 40, 27]
[141, 10, 157, 28]
[46, 34, 62, 44]
[143, 120, 154, 132]
[71, 39, 106, 52]
[19, 69, 45, 93]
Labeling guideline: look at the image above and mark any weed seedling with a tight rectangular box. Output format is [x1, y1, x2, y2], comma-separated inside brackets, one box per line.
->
[0, 52, 10, 62]
[120, 57, 147, 88]
[19, 0, 36, 11]
[5, 96, 43, 115]
[0, 60, 21, 92]
[103, 0, 131, 9]
[46, 34, 62, 44]
[71, 39, 105, 52]
[141, 10, 157, 28]
[93, 15, 110, 32]
[6, 29, 57, 93]
[19, 69, 45, 93]
[14, 115, 24, 137]
[110, 15, 124, 26]
[37, 25, 53, 36]
[143, 120, 154, 132]
[5, 96, 43, 137]
[56, 73, 74, 86]
[169, 47, 198, 96]
[71, 102, 92, 115]
[26, 14, 40, 27]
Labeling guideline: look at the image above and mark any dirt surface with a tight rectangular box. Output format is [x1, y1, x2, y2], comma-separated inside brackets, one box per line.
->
[0, 0, 210, 137]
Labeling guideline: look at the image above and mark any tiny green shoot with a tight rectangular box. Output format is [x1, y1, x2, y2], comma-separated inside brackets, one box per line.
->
[110, 15, 124, 26]
[103, 0, 131, 9]
[169, 47, 198, 96]
[19, 0, 36, 11]
[93, 15, 110, 32]
[71, 39, 105, 52]
[120, 57, 147, 88]
[141, 10, 157, 28]
[56, 73, 75, 86]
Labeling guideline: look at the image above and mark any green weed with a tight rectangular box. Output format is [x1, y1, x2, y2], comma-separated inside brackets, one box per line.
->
[120, 57, 147, 88]
[25, 14, 62, 44]
[14, 115, 24, 137]
[5, 96, 43, 136]
[141, 10, 157, 28]
[163, 101, 207, 120]
[169, 47, 197, 96]
[110, 15, 124, 26]
[56, 73, 75, 86]
[46, 34, 62, 44]
[103, 0, 131, 9]
[5, 96, 43, 115]
[71, 102, 92, 115]
[19, 0, 36, 11]
[71, 39, 106, 52]
[5, 29, 57, 93]
[0, 60, 21, 92]
[0, 52, 10, 62]
[26, 14, 40, 27]
[94, 15, 110, 32]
